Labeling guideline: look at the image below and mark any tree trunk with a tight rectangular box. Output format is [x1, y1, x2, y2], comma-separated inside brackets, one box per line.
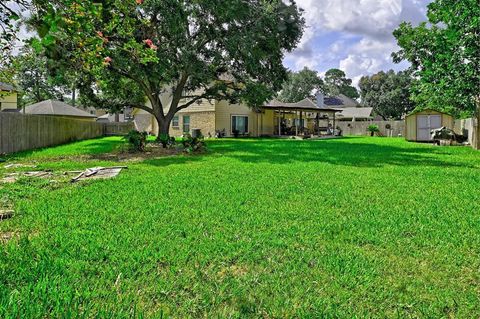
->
[147, 92, 178, 147]
[157, 120, 170, 136]
[72, 88, 76, 107]
[155, 114, 174, 148]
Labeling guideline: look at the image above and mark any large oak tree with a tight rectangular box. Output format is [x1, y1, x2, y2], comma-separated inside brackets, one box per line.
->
[31, 0, 305, 137]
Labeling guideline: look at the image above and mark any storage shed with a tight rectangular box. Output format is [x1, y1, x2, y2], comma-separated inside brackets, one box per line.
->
[405, 109, 454, 142]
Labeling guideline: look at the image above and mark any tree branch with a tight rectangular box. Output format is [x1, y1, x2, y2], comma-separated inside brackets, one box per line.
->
[177, 94, 207, 111]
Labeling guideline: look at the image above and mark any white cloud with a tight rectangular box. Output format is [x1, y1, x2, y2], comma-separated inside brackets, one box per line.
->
[295, 0, 426, 39]
[338, 38, 401, 85]
[285, 0, 431, 84]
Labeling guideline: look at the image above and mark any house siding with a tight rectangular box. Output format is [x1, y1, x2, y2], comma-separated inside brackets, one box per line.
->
[132, 91, 277, 137]
[215, 100, 260, 137]
[134, 110, 155, 134]
[0, 92, 18, 110]
[170, 111, 216, 137]
[257, 109, 275, 136]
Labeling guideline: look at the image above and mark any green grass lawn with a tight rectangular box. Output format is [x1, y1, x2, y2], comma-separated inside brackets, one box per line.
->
[1, 137, 480, 318]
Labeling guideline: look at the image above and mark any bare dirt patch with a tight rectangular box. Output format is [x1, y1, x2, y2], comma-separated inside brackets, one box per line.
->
[91, 145, 183, 162]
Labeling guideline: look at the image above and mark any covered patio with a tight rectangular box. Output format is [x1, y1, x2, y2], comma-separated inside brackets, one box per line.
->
[263, 98, 342, 137]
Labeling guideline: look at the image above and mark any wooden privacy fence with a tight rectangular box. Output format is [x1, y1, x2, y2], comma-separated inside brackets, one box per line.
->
[454, 118, 478, 149]
[0, 113, 134, 154]
[104, 122, 135, 136]
[337, 120, 405, 137]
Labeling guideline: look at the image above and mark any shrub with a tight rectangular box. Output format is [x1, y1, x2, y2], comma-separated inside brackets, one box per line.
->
[182, 133, 206, 153]
[367, 124, 380, 137]
[158, 133, 176, 148]
[232, 129, 240, 138]
[124, 130, 148, 152]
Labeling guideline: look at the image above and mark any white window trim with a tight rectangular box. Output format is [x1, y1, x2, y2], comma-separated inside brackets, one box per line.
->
[182, 115, 191, 133]
[172, 115, 180, 128]
[231, 115, 249, 134]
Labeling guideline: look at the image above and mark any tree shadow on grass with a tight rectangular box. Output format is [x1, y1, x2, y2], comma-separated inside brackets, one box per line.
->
[140, 153, 207, 167]
[200, 137, 478, 169]
[5, 137, 125, 161]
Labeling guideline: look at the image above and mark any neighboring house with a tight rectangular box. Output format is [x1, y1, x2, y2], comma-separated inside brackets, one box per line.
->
[79, 106, 108, 117]
[336, 107, 374, 122]
[324, 94, 373, 122]
[97, 113, 129, 123]
[324, 94, 360, 108]
[0, 82, 18, 111]
[96, 108, 134, 123]
[24, 99, 97, 121]
[132, 91, 340, 137]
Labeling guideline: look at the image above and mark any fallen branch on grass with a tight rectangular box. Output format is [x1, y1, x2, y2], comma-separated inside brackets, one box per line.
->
[71, 167, 128, 183]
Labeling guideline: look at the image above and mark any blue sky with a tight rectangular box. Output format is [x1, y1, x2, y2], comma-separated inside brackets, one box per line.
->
[283, 0, 432, 85]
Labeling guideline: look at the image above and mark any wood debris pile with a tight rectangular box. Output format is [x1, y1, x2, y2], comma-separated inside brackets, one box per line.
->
[71, 167, 127, 183]
[1, 164, 127, 184]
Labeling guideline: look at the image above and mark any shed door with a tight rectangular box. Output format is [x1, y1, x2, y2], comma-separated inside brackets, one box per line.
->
[417, 115, 442, 141]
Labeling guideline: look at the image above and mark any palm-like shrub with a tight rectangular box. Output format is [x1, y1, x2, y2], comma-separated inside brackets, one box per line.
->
[368, 124, 380, 137]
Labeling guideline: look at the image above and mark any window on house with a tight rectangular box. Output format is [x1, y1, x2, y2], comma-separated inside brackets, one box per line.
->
[183, 115, 190, 133]
[172, 115, 179, 128]
[232, 115, 249, 134]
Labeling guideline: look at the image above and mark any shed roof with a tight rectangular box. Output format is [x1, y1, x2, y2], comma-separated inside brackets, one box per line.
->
[337, 107, 373, 119]
[405, 108, 452, 118]
[264, 98, 341, 113]
[24, 100, 97, 118]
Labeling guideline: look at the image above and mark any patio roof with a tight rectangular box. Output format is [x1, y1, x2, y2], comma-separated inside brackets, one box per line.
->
[264, 98, 341, 113]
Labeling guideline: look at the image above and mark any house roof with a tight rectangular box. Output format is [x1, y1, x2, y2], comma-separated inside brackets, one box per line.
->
[324, 94, 360, 108]
[337, 107, 373, 119]
[24, 100, 97, 118]
[264, 98, 341, 113]
[0, 82, 17, 92]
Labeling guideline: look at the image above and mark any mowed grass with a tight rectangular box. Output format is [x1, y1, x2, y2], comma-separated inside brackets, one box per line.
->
[1, 137, 480, 318]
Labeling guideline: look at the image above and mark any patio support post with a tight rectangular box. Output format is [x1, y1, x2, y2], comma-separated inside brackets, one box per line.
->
[333, 112, 336, 136]
[295, 111, 299, 136]
[278, 110, 282, 136]
[300, 111, 303, 134]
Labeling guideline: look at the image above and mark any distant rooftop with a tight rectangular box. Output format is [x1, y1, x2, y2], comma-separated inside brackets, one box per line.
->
[0, 82, 17, 92]
[337, 107, 373, 120]
[24, 100, 97, 118]
[324, 94, 360, 108]
[265, 98, 341, 113]
[97, 113, 128, 122]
